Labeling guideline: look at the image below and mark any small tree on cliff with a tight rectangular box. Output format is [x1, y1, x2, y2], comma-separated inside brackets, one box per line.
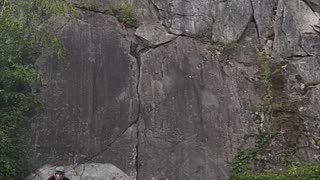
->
[0, 0, 72, 178]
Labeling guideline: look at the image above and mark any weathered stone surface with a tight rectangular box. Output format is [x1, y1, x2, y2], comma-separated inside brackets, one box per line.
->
[287, 57, 320, 115]
[68, 0, 115, 12]
[132, 0, 161, 25]
[282, 57, 320, 161]
[23, 11, 138, 175]
[22, 0, 320, 179]
[301, 33, 320, 56]
[274, 0, 320, 127]
[151, 0, 213, 36]
[251, 0, 278, 42]
[135, 23, 176, 47]
[27, 163, 131, 180]
[226, 21, 260, 65]
[274, 0, 320, 58]
[305, 0, 320, 13]
[86, 124, 138, 179]
[211, 0, 253, 42]
[70, 0, 161, 26]
[137, 36, 258, 180]
[272, 0, 320, 165]
[150, 0, 254, 40]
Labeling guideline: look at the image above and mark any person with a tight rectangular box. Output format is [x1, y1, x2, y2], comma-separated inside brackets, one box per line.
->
[48, 166, 70, 180]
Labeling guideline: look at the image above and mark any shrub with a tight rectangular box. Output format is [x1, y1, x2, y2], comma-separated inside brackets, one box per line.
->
[0, 0, 72, 178]
[114, 1, 137, 28]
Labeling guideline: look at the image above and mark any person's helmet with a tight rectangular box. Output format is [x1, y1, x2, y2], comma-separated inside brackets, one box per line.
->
[55, 166, 65, 174]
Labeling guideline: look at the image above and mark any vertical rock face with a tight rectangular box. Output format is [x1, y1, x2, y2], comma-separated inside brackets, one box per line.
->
[274, 0, 320, 162]
[274, 0, 320, 58]
[251, 0, 278, 42]
[24, 0, 320, 179]
[151, 0, 214, 36]
[137, 36, 258, 179]
[26, 11, 139, 178]
[211, 0, 253, 42]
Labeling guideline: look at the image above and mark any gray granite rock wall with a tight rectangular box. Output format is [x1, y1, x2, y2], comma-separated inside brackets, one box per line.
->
[24, 0, 320, 179]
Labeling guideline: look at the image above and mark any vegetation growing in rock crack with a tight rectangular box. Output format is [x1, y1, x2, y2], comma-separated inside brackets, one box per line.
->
[209, 41, 239, 52]
[0, 0, 72, 178]
[230, 48, 320, 180]
[76, 0, 98, 11]
[112, 0, 137, 28]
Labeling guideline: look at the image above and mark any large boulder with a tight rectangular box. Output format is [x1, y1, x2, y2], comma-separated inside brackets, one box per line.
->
[134, 23, 176, 47]
[27, 163, 131, 180]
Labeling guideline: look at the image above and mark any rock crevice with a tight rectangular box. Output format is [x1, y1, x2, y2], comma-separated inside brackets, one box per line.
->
[24, 0, 320, 179]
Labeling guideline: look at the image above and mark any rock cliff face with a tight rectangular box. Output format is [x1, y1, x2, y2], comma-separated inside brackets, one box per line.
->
[24, 0, 319, 179]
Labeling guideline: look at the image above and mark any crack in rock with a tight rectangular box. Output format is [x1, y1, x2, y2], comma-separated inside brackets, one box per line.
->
[148, 36, 179, 49]
[157, 8, 205, 17]
[73, 110, 141, 168]
[301, 81, 320, 95]
[286, 54, 313, 60]
[148, 0, 162, 21]
[133, 38, 142, 180]
[302, 0, 320, 14]
[71, 38, 143, 180]
[249, 0, 261, 43]
[73, 4, 107, 14]
[174, 12, 205, 17]
[134, 23, 177, 47]
[73, 46, 142, 170]
[312, 25, 320, 33]
[134, 125, 140, 180]
[212, 0, 253, 42]
[79, 164, 85, 180]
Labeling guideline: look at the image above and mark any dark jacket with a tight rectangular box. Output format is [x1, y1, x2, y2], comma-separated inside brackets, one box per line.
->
[47, 175, 70, 180]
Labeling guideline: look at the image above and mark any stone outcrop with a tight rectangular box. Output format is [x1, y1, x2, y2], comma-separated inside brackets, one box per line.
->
[274, 0, 320, 58]
[150, 0, 213, 36]
[134, 23, 176, 47]
[24, 0, 320, 179]
[211, 0, 253, 42]
[27, 163, 131, 180]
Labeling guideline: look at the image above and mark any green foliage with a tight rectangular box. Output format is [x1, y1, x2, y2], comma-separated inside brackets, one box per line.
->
[230, 133, 269, 180]
[231, 48, 320, 179]
[232, 163, 320, 180]
[0, 0, 72, 178]
[231, 150, 252, 179]
[258, 49, 273, 93]
[114, 1, 137, 28]
[210, 41, 239, 51]
[77, 0, 98, 11]
[231, 50, 274, 179]
[231, 50, 273, 179]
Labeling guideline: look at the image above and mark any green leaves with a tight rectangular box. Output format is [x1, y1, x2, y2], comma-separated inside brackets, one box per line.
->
[0, 65, 42, 90]
[113, 1, 137, 28]
[231, 48, 320, 180]
[231, 163, 320, 180]
[33, 0, 72, 16]
[0, 0, 71, 178]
